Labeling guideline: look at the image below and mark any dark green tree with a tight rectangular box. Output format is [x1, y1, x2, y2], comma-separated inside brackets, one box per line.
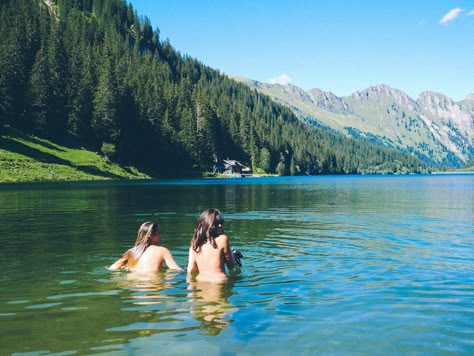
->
[46, 20, 68, 135]
[92, 40, 119, 144]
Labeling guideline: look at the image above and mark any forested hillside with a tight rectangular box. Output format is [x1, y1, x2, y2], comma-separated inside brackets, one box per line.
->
[0, 0, 428, 177]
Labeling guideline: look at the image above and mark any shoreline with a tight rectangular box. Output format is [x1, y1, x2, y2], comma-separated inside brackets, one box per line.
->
[2, 171, 473, 185]
[431, 170, 474, 175]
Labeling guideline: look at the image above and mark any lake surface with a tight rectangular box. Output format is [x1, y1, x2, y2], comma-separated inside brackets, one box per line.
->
[0, 175, 473, 354]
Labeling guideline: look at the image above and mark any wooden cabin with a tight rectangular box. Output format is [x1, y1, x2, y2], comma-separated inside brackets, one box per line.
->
[214, 159, 252, 177]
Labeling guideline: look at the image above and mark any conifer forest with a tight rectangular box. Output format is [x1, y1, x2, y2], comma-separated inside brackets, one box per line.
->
[0, 0, 427, 177]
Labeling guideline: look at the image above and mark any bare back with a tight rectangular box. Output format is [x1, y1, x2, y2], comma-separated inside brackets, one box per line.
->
[187, 234, 235, 282]
[110, 245, 182, 273]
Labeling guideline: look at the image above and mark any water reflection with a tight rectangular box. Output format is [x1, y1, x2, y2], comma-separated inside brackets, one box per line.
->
[187, 278, 235, 336]
[109, 270, 236, 337]
[1, 175, 473, 354]
[112, 271, 178, 306]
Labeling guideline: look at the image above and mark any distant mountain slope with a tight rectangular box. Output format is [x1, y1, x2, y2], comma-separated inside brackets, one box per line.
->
[235, 78, 474, 167]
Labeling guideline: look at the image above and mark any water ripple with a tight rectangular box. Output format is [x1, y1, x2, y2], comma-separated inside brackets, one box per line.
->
[1, 175, 473, 354]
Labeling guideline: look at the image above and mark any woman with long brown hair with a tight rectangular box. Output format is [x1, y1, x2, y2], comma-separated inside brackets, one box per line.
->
[109, 221, 183, 273]
[187, 209, 241, 282]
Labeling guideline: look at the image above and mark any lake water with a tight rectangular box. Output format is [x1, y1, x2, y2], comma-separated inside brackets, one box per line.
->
[0, 175, 473, 354]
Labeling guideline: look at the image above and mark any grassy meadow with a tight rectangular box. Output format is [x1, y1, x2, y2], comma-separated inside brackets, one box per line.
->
[0, 127, 149, 183]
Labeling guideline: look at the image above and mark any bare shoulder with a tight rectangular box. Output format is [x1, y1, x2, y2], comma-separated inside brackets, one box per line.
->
[148, 245, 170, 255]
[216, 234, 229, 247]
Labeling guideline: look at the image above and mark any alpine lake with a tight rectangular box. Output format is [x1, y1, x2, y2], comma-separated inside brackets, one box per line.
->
[0, 174, 473, 355]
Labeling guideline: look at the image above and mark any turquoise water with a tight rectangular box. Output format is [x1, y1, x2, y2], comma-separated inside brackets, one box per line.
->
[0, 175, 473, 354]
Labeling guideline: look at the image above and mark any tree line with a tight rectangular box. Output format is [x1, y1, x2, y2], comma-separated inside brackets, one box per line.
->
[0, 0, 428, 176]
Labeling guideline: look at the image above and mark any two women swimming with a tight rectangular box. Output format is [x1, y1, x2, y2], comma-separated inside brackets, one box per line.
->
[109, 209, 242, 281]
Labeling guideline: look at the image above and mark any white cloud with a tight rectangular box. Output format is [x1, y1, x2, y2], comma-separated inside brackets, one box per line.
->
[468, 10, 474, 16]
[268, 74, 292, 86]
[439, 8, 463, 24]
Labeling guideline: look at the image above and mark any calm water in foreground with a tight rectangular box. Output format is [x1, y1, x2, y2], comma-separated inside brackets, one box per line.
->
[0, 175, 473, 355]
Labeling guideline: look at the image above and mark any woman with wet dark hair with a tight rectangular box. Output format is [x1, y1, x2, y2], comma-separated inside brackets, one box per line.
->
[187, 209, 241, 282]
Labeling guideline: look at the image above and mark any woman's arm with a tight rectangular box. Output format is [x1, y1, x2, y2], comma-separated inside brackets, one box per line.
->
[222, 235, 235, 270]
[108, 248, 135, 271]
[187, 247, 198, 274]
[107, 255, 128, 271]
[163, 248, 183, 271]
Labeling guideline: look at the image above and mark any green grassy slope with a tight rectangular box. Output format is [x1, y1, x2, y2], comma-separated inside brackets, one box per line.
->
[0, 127, 149, 183]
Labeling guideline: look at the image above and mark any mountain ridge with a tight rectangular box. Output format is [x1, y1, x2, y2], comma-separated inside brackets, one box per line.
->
[234, 77, 474, 167]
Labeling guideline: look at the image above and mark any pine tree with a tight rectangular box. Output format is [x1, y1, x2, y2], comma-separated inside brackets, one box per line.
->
[195, 88, 217, 169]
[0, 39, 13, 126]
[1, 0, 41, 130]
[68, 43, 94, 139]
[29, 44, 50, 134]
[92, 40, 119, 145]
[259, 147, 271, 173]
[46, 20, 68, 135]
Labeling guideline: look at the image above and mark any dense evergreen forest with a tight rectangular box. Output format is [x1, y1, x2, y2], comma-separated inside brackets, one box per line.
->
[0, 0, 427, 176]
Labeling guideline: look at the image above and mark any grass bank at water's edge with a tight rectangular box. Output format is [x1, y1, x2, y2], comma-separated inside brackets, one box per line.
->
[0, 127, 150, 183]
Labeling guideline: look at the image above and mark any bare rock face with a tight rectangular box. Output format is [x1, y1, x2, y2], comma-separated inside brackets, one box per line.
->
[307, 89, 351, 112]
[416, 92, 474, 160]
[464, 93, 474, 102]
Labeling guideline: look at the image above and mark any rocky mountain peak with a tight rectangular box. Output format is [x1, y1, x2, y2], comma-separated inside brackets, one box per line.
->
[464, 93, 474, 102]
[353, 84, 407, 99]
[307, 88, 350, 111]
[308, 88, 339, 101]
[352, 84, 388, 97]
[351, 84, 416, 110]
[280, 83, 312, 102]
[417, 92, 472, 137]
[417, 91, 456, 112]
[460, 94, 474, 113]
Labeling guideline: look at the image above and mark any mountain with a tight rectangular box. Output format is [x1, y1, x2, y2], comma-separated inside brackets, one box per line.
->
[234, 78, 474, 167]
[0, 0, 428, 179]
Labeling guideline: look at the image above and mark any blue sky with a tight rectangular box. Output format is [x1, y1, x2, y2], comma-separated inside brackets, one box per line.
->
[129, 0, 473, 101]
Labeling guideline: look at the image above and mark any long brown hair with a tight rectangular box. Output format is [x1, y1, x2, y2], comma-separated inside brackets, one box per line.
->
[191, 209, 221, 252]
[115, 221, 159, 270]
